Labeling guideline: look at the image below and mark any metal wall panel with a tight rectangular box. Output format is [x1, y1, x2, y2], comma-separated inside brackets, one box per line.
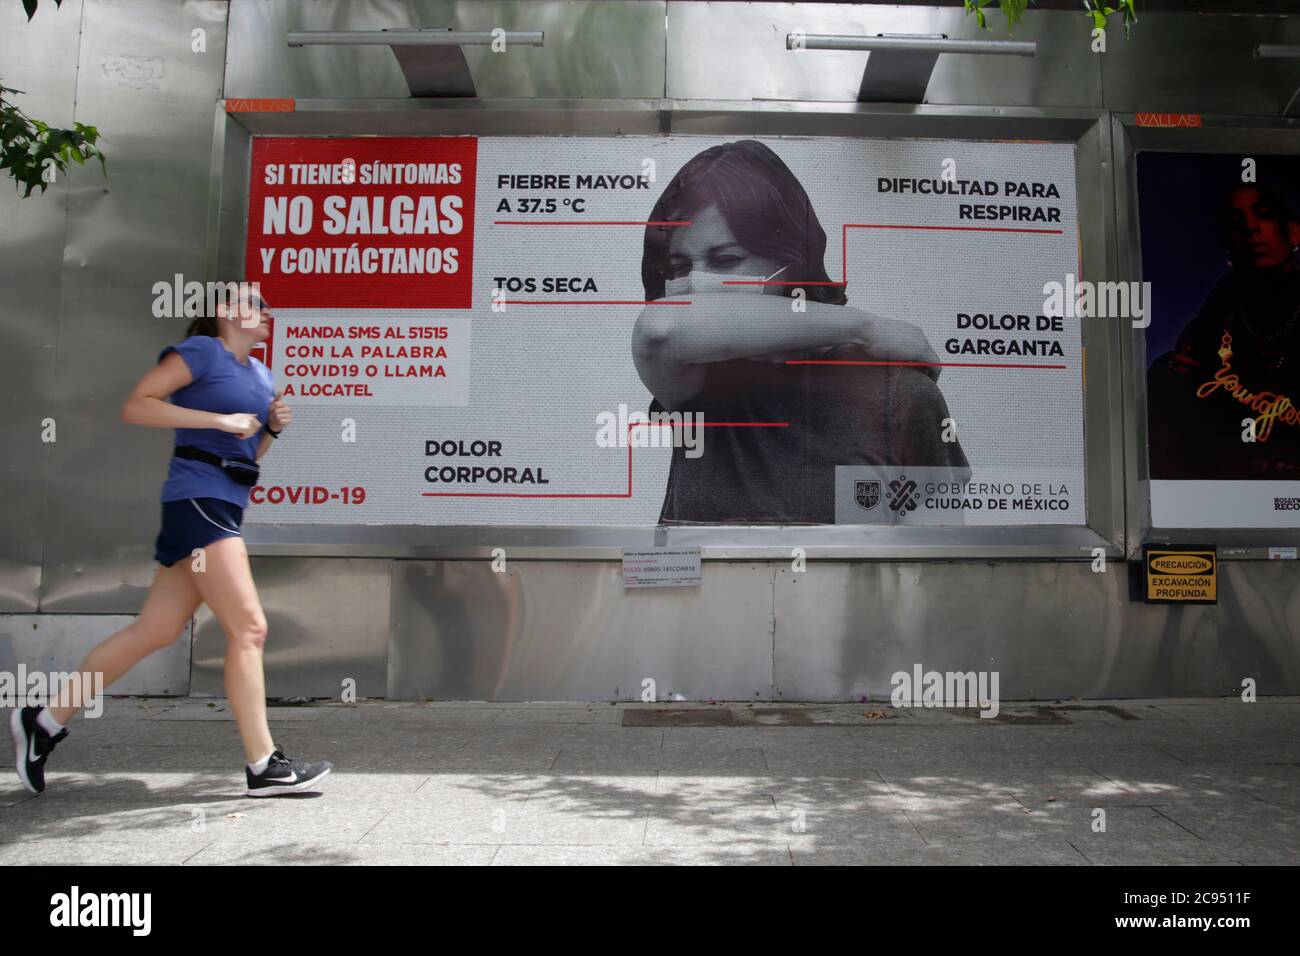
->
[388, 560, 775, 700]
[774, 560, 1300, 700]
[1101, 12, 1300, 116]
[39, 0, 229, 612]
[223, 556, 1300, 701]
[0, 0, 83, 611]
[1078, 117, 1129, 549]
[0, 613, 190, 697]
[8, 559, 1297, 702]
[665, 2, 1103, 107]
[190, 558, 390, 698]
[224, 0, 666, 100]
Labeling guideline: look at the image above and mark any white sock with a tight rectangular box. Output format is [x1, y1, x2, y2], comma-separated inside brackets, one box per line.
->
[36, 709, 66, 736]
[248, 751, 274, 775]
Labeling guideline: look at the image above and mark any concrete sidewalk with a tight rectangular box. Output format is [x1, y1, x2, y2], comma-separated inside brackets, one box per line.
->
[2, 697, 1298, 865]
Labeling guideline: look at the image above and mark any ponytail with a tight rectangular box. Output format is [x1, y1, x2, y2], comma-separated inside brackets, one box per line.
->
[183, 282, 241, 338]
[185, 314, 220, 338]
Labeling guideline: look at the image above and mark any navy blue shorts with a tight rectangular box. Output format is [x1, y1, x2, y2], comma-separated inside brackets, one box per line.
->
[154, 498, 244, 568]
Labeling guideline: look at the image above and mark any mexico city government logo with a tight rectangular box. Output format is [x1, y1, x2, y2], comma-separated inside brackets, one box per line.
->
[887, 476, 921, 513]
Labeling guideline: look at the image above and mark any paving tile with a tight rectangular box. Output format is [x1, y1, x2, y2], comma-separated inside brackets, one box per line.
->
[186, 841, 498, 865]
[654, 775, 780, 807]
[492, 844, 791, 865]
[1153, 803, 1300, 863]
[361, 802, 648, 846]
[642, 801, 789, 847]
[0, 841, 207, 865]
[791, 840, 1091, 866]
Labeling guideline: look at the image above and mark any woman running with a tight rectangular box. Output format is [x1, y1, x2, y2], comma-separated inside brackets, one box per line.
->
[10, 286, 332, 797]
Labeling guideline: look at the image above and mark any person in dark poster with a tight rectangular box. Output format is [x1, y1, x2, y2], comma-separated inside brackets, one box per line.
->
[1145, 167, 1300, 481]
[631, 140, 969, 525]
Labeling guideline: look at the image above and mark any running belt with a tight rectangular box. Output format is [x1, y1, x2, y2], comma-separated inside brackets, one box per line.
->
[173, 445, 260, 486]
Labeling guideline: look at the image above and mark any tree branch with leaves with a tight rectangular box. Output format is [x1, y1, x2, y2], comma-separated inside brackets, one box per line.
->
[2, 0, 107, 198]
[964, 1, 1138, 37]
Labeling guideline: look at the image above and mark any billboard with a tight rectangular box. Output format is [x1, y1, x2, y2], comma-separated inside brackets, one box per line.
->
[1138, 151, 1300, 529]
[242, 135, 1085, 528]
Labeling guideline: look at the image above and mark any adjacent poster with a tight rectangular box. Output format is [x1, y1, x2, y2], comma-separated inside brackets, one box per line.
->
[243, 135, 1085, 528]
[1138, 152, 1300, 528]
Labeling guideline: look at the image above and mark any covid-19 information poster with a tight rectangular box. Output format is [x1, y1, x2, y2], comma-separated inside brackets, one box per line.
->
[242, 135, 1086, 528]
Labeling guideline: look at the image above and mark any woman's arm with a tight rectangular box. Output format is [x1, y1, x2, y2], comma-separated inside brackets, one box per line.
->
[254, 389, 290, 461]
[888, 366, 970, 472]
[632, 293, 940, 409]
[120, 352, 261, 438]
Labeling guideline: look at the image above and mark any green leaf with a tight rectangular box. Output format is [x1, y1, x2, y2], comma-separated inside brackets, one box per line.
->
[999, 0, 1030, 29]
[0, 82, 107, 198]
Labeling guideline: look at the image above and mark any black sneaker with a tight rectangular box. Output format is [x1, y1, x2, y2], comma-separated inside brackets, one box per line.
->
[10, 706, 68, 794]
[246, 748, 332, 797]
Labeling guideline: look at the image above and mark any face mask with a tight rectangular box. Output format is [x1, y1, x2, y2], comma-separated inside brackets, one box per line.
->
[664, 265, 789, 297]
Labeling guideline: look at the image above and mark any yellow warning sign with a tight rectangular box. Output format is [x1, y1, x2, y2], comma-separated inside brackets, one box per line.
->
[1143, 546, 1217, 604]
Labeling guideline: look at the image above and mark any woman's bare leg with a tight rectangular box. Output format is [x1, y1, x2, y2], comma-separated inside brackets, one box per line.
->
[48, 561, 201, 725]
[186, 535, 274, 763]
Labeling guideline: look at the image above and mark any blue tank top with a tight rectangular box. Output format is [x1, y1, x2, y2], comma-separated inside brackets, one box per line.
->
[158, 335, 275, 507]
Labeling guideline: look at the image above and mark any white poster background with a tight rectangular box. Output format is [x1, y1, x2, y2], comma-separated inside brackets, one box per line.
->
[1152, 480, 1300, 528]
[272, 311, 470, 406]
